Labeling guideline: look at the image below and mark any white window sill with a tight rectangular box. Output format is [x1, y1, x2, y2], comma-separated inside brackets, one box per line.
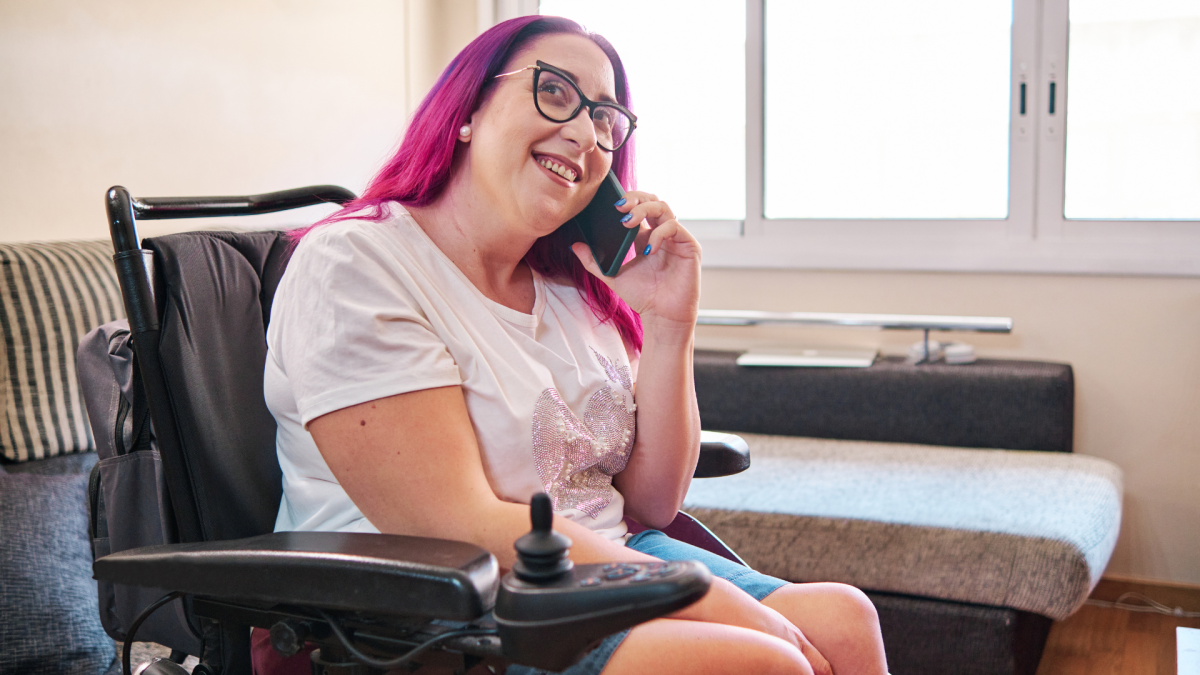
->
[688, 218, 1200, 276]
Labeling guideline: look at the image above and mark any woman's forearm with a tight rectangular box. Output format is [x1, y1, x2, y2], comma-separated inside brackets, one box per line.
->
[614, 314, 702, 529]
[445, 504, 805, 649]
[419, 496, 651, 569]
[308, 390, 796, 649]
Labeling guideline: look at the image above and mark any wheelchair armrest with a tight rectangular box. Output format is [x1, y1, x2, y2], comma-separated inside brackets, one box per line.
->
[92, 531, 498, 621]
[695, 431, 751, 478]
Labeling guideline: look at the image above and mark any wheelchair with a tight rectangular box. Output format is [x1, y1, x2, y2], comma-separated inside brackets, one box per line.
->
[93, 185, 754, 675]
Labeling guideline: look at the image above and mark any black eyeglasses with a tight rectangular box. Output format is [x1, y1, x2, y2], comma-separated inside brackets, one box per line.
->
[494, 60, 637, 152]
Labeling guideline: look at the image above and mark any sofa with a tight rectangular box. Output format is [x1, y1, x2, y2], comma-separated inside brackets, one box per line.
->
[683, 351, 1121, 675]
[0, 238, 1123, 675]
[0, 240, 124, 674]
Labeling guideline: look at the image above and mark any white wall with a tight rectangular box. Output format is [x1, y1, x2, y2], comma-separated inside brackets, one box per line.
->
[404, 0, 481, 119]
[3, 1, 1196, 586]
[0, 0, 410, 240]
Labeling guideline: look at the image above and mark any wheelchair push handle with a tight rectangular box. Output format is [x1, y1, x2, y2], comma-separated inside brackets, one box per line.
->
[132, 185, 357, 220]
[106, 184, 357, 254]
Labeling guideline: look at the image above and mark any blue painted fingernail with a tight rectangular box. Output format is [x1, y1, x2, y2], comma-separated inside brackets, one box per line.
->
[620, 214, 632, 223]
[614, 198, 626, 207]
[643, 244, 652, 256]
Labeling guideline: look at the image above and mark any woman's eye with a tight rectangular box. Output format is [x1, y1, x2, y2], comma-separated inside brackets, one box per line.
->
[593, 109, 616, 130]
[537, 76, 578, 105]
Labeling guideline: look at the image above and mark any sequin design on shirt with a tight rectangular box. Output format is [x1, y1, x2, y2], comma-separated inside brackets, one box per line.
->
[531, 349, 637, 518]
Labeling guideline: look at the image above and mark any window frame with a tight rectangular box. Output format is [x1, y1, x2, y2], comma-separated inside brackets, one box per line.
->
[523, 0, 1200, 276]
[1030, 0, 1200, 275]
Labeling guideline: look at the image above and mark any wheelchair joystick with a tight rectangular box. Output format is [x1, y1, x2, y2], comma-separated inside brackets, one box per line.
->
[495, 493, 713, 671]
[512, 493, 573, 582]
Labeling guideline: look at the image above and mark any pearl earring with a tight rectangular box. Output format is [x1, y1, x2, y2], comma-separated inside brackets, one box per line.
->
[458, 125, 471, 138]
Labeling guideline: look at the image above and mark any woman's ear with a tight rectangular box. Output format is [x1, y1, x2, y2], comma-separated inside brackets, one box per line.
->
[458, 112, 481, 143]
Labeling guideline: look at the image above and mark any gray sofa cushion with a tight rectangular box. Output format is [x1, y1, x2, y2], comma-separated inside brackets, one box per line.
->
[684, 434, 1122, 620]
[4, 451, 99, 476]
[0, 471, 118, 675]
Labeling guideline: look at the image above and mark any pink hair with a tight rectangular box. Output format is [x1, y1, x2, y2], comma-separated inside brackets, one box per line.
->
[292, 16, 643, 351]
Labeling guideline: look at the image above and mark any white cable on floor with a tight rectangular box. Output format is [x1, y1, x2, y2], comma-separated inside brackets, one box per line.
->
[1084, 592, 1200, 618]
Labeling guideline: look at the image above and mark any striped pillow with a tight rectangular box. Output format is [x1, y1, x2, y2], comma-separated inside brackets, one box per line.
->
[0, 241, 124, 462]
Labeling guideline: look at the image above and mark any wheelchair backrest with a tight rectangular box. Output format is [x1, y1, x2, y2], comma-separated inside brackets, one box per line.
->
[105, 185, 355, 546]
[141, 230, 294, 543]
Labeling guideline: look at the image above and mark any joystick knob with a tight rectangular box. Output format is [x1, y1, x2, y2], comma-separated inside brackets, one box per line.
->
[513, 493, 574, 582]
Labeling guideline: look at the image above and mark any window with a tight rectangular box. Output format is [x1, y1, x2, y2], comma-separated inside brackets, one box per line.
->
[1063, 0, 1200, 220]
[538, 0, 745, 221]
[531, 0, 1200, 275]
[764, 0, 1012, 220]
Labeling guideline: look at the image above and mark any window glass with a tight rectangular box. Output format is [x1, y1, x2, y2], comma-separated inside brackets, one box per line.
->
[539, 0, 746, 219]
[763, 0, 1012, 220]
[1064, 0, 1200, 220]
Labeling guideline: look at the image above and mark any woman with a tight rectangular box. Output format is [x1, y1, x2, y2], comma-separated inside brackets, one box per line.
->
[261, 15, 887, 675]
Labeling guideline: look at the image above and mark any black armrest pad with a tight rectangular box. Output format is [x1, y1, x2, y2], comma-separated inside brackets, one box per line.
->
[93, 532, 499, 621]
[695, 432, 751, 478]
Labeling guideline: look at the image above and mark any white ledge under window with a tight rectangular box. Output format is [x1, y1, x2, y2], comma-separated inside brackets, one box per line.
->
[685, 217, 1200, 277]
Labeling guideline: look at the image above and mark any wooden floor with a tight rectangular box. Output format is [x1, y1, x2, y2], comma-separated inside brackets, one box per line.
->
[1036, 579, 1200, 675]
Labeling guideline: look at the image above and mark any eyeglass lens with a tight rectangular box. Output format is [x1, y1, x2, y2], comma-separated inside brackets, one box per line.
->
[535, 70, 632, 151]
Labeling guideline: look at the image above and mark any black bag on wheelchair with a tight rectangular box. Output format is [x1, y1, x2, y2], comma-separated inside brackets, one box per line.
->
[78, 319, 202, 655]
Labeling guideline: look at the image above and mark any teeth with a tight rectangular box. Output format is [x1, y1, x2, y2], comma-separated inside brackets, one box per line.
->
[537, 157, 577, 182]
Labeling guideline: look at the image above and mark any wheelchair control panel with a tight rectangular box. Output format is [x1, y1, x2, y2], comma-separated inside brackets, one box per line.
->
[493, 494, 713, 671]
[102, 493, 712, 675]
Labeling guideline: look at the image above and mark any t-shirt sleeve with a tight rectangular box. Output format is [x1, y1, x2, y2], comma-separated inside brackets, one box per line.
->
[272, 226, 463, 426]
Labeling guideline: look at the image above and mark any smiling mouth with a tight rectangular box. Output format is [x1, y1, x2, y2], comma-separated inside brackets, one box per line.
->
[534, 155, 579, 183]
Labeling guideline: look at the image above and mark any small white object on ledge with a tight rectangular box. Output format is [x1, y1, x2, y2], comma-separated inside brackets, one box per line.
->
[944, 341, 977, 365]
[907, 340, 976, 364]
[736, 347, 879, 368]
[907, 340, 944, 364]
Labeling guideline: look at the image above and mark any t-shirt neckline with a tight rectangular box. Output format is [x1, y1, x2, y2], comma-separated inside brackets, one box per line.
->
[394, 204, 546, 328]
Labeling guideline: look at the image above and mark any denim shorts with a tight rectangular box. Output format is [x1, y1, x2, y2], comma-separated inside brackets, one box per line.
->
[505, 529, 789, 675]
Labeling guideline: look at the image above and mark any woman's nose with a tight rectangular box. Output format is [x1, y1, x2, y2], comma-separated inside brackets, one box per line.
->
[561, 110, 599, 152]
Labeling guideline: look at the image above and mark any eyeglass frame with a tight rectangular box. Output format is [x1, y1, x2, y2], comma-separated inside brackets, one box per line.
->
[492, 60, 637, 152]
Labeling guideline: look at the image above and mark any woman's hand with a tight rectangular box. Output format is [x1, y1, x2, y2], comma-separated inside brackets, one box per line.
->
[674, 579, 833, 675]
[790, 627, 835, 675]
[571, 191, 701, 333]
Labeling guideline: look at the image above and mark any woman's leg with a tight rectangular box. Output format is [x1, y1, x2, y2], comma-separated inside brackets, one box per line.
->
[761, 582, 888, 675]
[601, 617, 814, 675]
[626, 530, 887, 674]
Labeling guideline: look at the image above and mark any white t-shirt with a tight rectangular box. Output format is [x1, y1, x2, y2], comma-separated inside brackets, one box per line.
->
[264, 203, 637, 540]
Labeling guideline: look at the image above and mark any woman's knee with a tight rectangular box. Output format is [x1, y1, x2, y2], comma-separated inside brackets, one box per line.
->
[827, 583, 880, 626]
[765, 582, 882, 635]
[761, 583, 888, 674]
[602, 618, 814, 675]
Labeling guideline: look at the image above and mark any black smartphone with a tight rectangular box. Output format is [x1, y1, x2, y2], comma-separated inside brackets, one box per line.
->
[569, 170, 638, 277]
